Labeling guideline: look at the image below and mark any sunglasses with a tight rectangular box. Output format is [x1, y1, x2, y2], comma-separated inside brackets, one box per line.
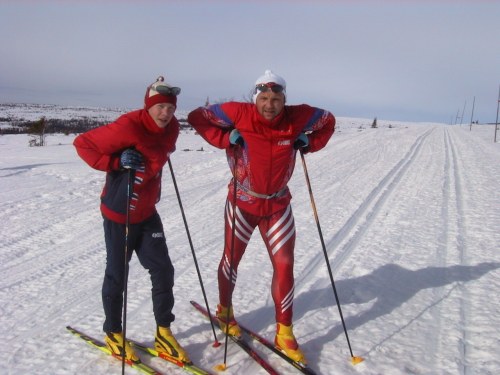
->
[255, 83, 285, 94]
[155, 84, 181, 96]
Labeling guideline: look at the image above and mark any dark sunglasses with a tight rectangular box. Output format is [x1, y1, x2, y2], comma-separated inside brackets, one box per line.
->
[155, 85, 181, 96]
[255, 83, 284, 94]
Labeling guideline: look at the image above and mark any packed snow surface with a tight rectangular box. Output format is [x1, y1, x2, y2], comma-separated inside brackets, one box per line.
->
[1, 105, 499, 374]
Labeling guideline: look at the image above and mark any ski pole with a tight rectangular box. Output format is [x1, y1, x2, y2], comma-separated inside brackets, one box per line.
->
[216, 151, 239, 372]
[299, 150, 363, 365]
[167, 158, 220, 347]
[121, 168, 135, 374]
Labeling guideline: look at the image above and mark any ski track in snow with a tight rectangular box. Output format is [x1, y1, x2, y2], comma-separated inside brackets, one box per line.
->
[445, 128, 470, 374]
[290, 126, 441, 370]
[1, 108, 500, 375]
[299, 128, 435, 283]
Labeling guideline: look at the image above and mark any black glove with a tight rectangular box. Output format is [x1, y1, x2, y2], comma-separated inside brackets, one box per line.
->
[229, 129, 244, 146]
[293, 133, 309, 150]
[120, 149, 144, 170]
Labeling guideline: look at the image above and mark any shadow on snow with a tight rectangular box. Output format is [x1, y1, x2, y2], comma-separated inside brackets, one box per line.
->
[188, 262, 500, 367]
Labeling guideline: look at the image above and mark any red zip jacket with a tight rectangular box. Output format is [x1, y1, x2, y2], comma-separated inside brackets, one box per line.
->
[74, 109, 179, 224]
[188, 102, 335, 216]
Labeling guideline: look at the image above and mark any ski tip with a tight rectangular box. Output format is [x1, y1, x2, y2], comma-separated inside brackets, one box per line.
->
[214, 363, 227, 371]
[351, 356, 364, 365]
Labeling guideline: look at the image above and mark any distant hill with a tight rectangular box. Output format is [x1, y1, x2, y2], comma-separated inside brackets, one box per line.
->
[0, 103, 190, 134]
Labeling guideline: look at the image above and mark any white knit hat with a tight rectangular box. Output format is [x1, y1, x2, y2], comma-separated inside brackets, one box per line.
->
[252, 69, 287, 103]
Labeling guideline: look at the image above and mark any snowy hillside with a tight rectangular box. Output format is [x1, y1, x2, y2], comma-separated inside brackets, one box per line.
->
[0, 103, 189, 126]
[1, 104, 499, 375]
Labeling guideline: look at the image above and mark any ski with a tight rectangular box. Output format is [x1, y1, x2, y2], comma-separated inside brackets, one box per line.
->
[129, 338, 214, 375]
[190, 301, 280, 375]
[190, 301, 317, 375]
[66, 326, 163, 375]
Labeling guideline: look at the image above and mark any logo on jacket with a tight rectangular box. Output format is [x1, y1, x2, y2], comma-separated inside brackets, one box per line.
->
[277, 139, 291, 146]
[152, 232, 164, 238]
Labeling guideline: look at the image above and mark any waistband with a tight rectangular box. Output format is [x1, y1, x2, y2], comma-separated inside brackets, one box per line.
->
[236, 182, 288, 200]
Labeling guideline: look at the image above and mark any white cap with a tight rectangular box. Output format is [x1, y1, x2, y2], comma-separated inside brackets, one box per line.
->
[252, 69, 287, 103]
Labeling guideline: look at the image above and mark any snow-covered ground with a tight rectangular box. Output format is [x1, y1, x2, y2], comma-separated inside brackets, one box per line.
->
[1, 105, 499, 375]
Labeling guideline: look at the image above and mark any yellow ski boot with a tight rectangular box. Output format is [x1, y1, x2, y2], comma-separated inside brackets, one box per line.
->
[104, 332, 139, 362]
[275, 323, 307, 365]
[216, 304, 241, 337]
[154, 326, 191, 363]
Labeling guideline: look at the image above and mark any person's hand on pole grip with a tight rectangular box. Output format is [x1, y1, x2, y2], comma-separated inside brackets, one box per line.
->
[229, 129, 244, 146]
[293, 133, 309, 150]
[120, 149, 144, 170]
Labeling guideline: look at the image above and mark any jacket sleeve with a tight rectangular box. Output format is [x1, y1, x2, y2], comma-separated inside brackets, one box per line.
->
[187, 104, 234, 149]
[73, 118, 134, 171]
[302, 108, 336, 153]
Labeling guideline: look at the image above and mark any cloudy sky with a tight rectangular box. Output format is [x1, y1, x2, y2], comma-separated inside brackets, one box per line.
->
[1, 0, 499, 123]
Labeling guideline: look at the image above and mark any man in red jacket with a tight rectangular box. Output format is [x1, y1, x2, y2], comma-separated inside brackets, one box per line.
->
[74, 76, 190, 364]
[188, 70, 335, 365]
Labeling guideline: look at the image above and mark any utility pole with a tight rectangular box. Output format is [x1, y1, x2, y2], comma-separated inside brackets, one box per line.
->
[460, 100, 466, 126]
[469, 96, 475, 131]
[495, 84, 499, 143]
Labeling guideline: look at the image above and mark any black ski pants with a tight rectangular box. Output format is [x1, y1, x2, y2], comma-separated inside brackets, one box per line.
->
[102, 212, 175, 333]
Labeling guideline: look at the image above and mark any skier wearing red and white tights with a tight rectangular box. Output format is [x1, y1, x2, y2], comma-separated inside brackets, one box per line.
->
[188, 70, 335, 364]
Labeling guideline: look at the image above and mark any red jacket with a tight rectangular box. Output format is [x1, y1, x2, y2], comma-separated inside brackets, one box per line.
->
[74, 109, 179, 224]
[188, 102, 335, 216]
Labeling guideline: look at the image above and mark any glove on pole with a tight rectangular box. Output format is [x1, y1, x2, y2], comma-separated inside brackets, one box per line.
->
[229, 129, 244, 146]
[120, 149, 144, 170]
[167, 158, 220, 347]
[299, 150, 363, 365]
[293, 133, 309, 150]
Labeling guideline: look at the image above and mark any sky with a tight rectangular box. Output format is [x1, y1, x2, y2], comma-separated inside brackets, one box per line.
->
[2, 109, 500, 374]
[1, 0, 499, 123]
